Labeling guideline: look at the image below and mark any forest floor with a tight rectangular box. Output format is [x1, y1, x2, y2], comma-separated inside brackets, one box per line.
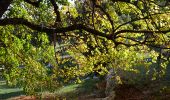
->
[2, 79, 170, 100]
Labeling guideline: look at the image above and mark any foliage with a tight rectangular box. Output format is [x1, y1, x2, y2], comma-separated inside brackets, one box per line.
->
[0, 0, 170, 96]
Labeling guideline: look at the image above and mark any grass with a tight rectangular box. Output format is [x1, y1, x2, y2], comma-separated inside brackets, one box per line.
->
[0, 78, 99, 99]
[0, 80, 24, 100]
[55, 78, 99, 98]
[56, 84, 80, 95]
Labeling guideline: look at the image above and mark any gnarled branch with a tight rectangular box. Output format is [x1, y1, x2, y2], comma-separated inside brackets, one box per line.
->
[24, 0, 42, 7]
[0, 18, 110, 39]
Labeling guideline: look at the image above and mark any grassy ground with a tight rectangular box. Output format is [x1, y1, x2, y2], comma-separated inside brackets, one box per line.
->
[2, 78, 170, 100]
[0, 78, 99, 100]
[55, 78, 99, 99]
[0, 80, 24, 100]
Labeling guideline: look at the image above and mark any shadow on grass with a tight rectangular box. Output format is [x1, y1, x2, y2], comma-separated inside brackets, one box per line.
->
[0, 84, 20, 90]
[55, 78, 99, 99]
[0, 91, 25, 100]
[0, 80, 25, 99]
[78, 78, 98, 93]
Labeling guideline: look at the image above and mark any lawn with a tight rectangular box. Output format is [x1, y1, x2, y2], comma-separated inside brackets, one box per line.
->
[0, 80, 24, 100]
[47, 78, 99, 100]
[0, 78, 99, 100]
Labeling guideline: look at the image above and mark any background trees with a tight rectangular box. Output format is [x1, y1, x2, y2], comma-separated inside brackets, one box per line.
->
[0, 0, 170, 95]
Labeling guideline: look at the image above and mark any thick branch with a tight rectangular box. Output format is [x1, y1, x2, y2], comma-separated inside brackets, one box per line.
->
[111, 0, 131, 3]
[0, 18, 110, 39]
[115, 36, 170, 49]
[24, 0, 42, 7]
[115, 29, 170, 36]
[0, 18, 169, 48]
[49, 0, 61, 23]
[116, 36, 155, 44]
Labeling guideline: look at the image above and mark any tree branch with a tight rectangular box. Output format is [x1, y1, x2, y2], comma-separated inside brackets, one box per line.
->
[114, 12, 170, 32]
[115, 29, 170, 36]
[49, 0, 61, 23]
[24, 0, 42, 7]
[0, 18, 110, 39]
[111, 0, 131, 3]
[95, 4, 114, 31]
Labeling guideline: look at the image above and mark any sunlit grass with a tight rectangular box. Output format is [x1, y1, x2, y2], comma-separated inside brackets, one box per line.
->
[55, 78, 98, 98]
[0, 80, 24, 99]
[56, 84, 80, 95]
[0, 81, 22, 94]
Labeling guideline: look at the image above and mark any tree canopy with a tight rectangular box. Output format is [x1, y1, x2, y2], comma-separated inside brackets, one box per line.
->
[0, 0, 170, 95]
[0, 0, 169, 48]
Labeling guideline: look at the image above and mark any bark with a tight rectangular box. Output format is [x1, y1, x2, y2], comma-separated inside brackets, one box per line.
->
[0, 18, 110, 39]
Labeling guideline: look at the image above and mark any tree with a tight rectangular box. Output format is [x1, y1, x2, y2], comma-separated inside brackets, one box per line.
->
[0, 0, 170, 95]
[0, 0, 169, 48]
